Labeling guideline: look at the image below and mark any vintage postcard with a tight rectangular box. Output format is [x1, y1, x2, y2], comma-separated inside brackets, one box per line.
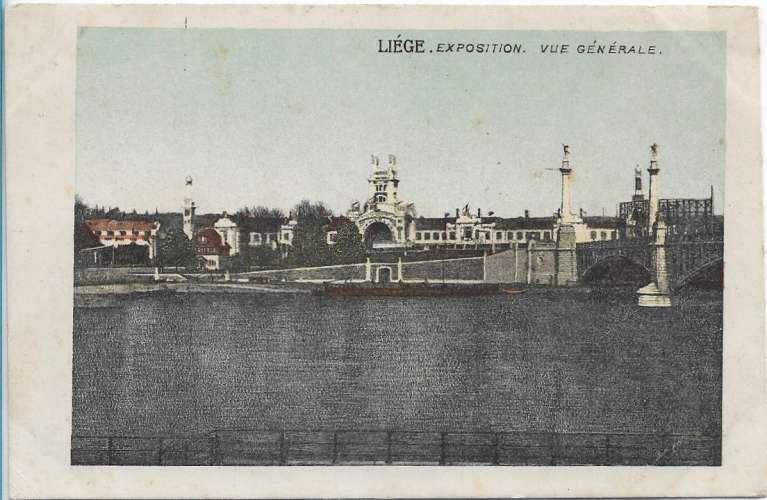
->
[5, 4, 765, 499]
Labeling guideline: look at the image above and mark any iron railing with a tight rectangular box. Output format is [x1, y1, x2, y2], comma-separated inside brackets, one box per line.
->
[71, 429, 720, 466]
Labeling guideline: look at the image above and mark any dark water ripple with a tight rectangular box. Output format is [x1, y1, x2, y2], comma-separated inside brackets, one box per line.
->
[72, 287, 722, 438]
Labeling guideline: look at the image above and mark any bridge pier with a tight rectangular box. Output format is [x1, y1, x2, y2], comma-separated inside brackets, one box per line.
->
[637, 216, 672, 307]
[637, 281, 671, 307]
[555, 225, 578, 286]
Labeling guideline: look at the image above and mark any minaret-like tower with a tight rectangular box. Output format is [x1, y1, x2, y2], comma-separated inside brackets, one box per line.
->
[632, 165, 644, 201]
[559, 144, 575, 223]
[183, 175, 196, 239]
[366, 154, 400, 208]
[647, 143, 660, 231]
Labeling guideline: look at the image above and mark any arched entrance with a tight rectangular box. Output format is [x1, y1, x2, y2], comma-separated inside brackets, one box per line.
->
[364, 222, 394, 249]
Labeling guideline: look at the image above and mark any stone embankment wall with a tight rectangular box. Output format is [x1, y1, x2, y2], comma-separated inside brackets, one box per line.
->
[240, 263, 368, 282]
[239, 257, 485, 282]
[400, 258, 483, 281]
[484, 243, 557, 285]
[76, 244, 566, 286]
[74, 267, 157, 285]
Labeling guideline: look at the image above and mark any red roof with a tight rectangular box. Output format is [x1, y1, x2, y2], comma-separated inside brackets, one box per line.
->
[85, 219, 155, 232]
[193, 228, 230, 256]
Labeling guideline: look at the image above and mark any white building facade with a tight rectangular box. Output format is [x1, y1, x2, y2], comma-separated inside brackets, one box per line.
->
[213, 214, 241, 256]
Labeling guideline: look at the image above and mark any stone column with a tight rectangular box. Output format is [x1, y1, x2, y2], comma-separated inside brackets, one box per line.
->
[559, 145, 574, 224]
[553, 145, 579, 286]
[647, 143, 660, 232]
[637, 143, 671, 307]
[397, 257, 403, 281]
[637, 216, 672, 307]
[365, 258, 372, 282]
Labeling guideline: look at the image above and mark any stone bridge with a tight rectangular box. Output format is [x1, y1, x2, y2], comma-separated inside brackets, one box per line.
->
[577, 236, 723, 291]
[575, 219, 723, 306]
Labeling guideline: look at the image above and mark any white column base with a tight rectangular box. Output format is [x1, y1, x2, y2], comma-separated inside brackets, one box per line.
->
[637, 282, 672, 307]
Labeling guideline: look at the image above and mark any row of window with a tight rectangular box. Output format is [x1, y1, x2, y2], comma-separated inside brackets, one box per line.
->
[414, 229, 617, 242]
[248, 231, 292, 245]
[196, 246, 220, 255]
[590, 230, 617, 241]
[96, 230, 152, 237]
[415, 230, 553, 242]
[244, 228, 616, 246]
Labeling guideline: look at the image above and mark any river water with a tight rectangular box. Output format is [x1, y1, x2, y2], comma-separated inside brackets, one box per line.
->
[72, 287, 722, 439]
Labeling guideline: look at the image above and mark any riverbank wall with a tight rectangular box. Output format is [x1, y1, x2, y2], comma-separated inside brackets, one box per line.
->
[237, 257, 485, 282]
[484, 242, 558, 285]
[74, 244, 564, 286]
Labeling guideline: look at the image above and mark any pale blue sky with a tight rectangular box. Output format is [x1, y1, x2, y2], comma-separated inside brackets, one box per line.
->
[76, 28, 725, 217]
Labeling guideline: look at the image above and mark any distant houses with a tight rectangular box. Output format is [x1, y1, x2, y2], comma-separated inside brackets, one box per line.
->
[85, 219, 159, 257]
[78, 218, 159, 266]
[193, 227, 230, 271]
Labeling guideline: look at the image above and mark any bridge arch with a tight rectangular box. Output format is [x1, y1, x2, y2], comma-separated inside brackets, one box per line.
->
[580, 255, 652, 286]
[672, 256, 723, 290]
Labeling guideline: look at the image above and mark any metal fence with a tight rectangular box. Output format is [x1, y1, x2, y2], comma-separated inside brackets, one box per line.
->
[72, 429, 720, 466]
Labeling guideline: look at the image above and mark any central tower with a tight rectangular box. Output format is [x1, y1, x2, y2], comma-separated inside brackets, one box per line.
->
[350, 154, 415, 247]
[366, 154, 400, 209]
